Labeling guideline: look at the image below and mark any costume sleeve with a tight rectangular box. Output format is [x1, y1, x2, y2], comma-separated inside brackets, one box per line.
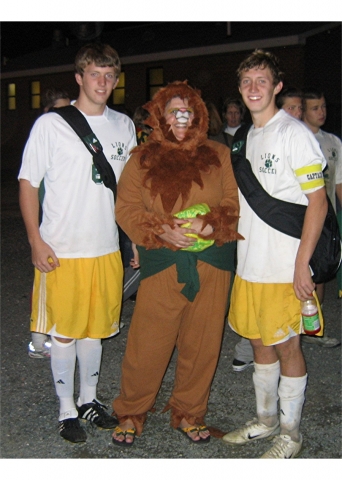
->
[115, 154, 175, 248]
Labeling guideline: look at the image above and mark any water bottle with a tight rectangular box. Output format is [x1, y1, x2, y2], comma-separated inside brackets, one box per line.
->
[301, 294, 321, 335]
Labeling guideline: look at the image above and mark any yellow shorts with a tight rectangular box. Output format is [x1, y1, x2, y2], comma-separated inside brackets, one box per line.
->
[31, 252, 123, 339]
[228, 275, 324, 345]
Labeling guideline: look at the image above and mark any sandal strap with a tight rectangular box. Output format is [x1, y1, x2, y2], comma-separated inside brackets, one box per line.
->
[113, 426, 125, 437]
[114, 426, 136, 436]
[179, 426, 199, 434]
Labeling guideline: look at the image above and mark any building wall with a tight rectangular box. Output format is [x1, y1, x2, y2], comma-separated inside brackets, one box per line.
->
[1, 71, 78, 174]
[1, 35, 340, 176]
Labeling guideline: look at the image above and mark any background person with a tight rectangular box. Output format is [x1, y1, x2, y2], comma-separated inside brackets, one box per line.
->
[132, 105, 152, 145]
[276, 86, 303, 120]
[206, 101, 226, 145]
[222, 97, 246, 148]
[301, 87, 342, 347]
[117, 104, 152, 304]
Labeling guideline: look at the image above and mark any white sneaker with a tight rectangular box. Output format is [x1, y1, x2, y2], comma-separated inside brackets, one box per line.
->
[261, 434, 303, 458]
[28, 340, 51, 358]
[302, 334, 341, 348]
[222, 418, 280, 445]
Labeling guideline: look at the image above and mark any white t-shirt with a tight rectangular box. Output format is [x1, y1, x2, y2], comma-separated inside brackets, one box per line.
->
[236, 109, 326, 283]
[19, 106, 137, 258]
[315, 129, 342, 211]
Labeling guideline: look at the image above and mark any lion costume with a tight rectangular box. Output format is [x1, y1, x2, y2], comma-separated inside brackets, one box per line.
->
[112, 81, 242, 438]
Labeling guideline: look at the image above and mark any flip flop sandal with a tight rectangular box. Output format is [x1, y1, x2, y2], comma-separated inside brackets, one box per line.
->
[112, 426, 136, 447]
[177, 425, 210, 444]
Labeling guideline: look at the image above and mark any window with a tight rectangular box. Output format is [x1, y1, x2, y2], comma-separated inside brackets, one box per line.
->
[8, 83, 16, 110]
[113, 72, 125, 105]
[148, 68, 163, 99]
[31, 81, 40, 109]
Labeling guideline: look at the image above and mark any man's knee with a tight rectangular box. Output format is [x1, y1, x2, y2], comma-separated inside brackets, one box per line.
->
[52, 336, 76, 346]
[275, 336, 301, 360]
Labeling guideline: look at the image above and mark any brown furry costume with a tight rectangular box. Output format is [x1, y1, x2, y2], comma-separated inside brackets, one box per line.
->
[116, 81, 242, 252]
[112, 81, 242, 439]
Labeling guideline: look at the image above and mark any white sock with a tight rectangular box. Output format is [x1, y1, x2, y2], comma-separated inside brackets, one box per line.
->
[76, 338, 102, 406]
[253, 361, 280, 427]
[278, 374, 307, 442]
[31, 332, 48, 350]
[50, 336, 77, 421]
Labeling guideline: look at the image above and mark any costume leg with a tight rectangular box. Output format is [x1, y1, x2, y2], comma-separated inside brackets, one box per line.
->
[113, 266, 187, 425]
[50, 336, 77, 420]
[278, 374, 307, 442]
[253, 361, 280, 427]
[168, 264, 230, 425]
[76, 337, 102, 406]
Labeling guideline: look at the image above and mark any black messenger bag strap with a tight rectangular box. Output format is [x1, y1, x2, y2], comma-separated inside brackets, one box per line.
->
[230, 123, 305, 239]
[230, 123, 341, 284]
[51, 105, 117, 199]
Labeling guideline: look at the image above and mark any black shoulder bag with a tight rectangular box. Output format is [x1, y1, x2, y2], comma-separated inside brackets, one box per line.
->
[51, 105, 117, 199]
[231, 123, 341, 284]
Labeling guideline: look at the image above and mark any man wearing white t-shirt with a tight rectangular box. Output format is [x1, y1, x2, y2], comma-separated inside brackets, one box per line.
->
[232, 85, 305, 372]
[18, 44, 136, 443]
[302, 88, 342, 347]
[223, 50, 327, 458]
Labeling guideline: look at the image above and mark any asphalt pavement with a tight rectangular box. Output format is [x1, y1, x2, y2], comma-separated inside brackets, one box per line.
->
[1, 177, 341, 472]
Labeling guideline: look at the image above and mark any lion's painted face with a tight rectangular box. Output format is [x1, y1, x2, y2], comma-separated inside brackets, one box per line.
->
[164, 97, 194, 141]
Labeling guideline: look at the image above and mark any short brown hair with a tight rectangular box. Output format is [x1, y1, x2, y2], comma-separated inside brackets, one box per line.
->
[237, 49, 284, 86]
[74, 43, 121, 78]
[41, 87, 70, 110]
[222, 97, 246, 119]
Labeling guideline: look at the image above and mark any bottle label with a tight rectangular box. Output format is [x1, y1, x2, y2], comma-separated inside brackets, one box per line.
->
[302, 312, 320, 332]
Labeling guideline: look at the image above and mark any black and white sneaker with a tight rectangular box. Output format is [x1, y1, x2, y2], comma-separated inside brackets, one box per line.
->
[58, 418, 87, 443]
[77, 399, 118, 429]
[232, 358, 254, 372]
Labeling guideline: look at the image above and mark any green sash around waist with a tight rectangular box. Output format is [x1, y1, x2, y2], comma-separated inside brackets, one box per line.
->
[136, 242, 236, 302]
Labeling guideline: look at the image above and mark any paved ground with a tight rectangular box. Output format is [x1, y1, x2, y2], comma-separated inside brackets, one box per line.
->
[1, 177, 341, 471]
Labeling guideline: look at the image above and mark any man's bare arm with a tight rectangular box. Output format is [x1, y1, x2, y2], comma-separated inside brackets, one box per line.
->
[19, 179, 59, 272]
[293, 187, 328, 301]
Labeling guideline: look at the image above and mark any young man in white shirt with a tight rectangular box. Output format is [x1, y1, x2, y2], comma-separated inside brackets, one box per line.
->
[19, 43, 136, 443]
[223, 49, 327, 458]
[232, 86, 305, 372]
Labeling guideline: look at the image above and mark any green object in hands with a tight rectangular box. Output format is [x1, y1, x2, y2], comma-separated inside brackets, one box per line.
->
[174, 203, 214, 252]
